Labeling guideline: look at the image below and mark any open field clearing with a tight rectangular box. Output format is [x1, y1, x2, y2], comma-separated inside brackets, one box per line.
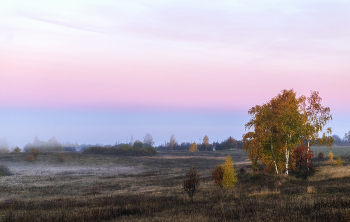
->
[312, 146, 350, 157]
[1, 149, 350, 221]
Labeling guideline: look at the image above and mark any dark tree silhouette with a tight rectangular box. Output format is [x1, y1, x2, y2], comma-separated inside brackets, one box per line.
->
[183, 166, 200, 200]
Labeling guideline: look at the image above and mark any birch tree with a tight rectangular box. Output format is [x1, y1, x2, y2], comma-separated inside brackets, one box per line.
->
[202, 135, 209, 150]
[243, 89, 332, 175]
[300, 91, 333, 149]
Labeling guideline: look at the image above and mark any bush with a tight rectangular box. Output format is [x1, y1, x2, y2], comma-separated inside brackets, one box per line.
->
[240, 168, 246, 174]
[291, 145, 314, 179]
[335, 156, 343, 166]
[31, 148, 40, 157]
[58, 154, 66, 162]
[327, 151, 335, 165]
[0, 165, 12, 176]
[27, 155, 35, 162]
[13, 147, 21, 153]
[212, 165, 224, 188]
[318, 152, 325, 160]
[183, 166, 200, 199]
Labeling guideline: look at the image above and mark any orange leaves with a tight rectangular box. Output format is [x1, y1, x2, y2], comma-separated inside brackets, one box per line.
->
[189, 142, 197, 152]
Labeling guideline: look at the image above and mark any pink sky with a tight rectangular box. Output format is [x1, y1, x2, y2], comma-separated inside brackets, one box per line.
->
[1, 0, 349, 146]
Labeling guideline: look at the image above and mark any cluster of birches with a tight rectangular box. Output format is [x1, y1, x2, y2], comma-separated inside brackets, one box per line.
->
[242, 89, 334, 175]
[183, 155, 238, 199]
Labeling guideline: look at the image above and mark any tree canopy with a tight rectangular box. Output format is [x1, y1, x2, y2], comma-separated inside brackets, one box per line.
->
[243, 89, 333, 174]
[189, 142, 197, 152]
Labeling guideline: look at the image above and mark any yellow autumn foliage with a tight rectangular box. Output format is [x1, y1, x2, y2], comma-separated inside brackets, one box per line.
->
[327, 151, 335, 165]
[335, 155, 343, 167]
[221, 155, 238, 189]
[189, 142, 197, 152]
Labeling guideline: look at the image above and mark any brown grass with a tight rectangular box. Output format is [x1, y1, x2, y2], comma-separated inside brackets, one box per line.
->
[1, 150, 350, 221]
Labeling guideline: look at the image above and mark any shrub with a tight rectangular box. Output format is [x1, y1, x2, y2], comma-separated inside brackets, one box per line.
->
[335, 156, 343, 167]
[318, 152, 325, 160]
[240, 168, 246, 174]
[291, 145, 314, 179]
[212, 165, 224, 188]
[327, 151, 335, 165]
[183, 166, 200, 200]
[58, 154, 66, 162]
[13, 147, 21, 153]
[30, 148, 40, 157]
[0, 165, 12, 176]
[27, 155, 35, 162]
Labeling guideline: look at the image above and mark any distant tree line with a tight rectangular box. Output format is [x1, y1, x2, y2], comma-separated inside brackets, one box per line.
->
[24, 136, 65, 152]
[82, 143, 157, 156]
[331, 132, 350, 146]
[81, 133, 157, 156]
[155, 135, 243, 151]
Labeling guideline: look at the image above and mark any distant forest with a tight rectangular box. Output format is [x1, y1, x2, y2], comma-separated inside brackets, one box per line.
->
[0, 131, 348, 154]
[331, 132, 350, 146]
[155, 136, 243, 151]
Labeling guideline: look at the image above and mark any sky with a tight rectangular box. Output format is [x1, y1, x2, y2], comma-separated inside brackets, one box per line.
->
[1, 0, 350, 147]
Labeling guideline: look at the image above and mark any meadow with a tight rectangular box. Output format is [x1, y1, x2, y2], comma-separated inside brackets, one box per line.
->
[1, 148, 350, 221]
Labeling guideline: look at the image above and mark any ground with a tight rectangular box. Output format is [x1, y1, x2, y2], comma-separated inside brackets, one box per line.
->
[0, 147, 350, 221]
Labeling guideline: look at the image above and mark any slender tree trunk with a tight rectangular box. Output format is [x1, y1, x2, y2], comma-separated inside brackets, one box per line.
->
[274, 160, 278, 175]
[270, 139, 278, 175]
[285, 149, 289, 175]
[307, 140, 310, 172]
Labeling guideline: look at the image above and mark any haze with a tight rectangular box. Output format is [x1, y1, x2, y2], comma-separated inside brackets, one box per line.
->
[1, 0, 350, 147]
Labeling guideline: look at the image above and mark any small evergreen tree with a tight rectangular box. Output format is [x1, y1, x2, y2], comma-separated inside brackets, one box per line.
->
[327, 151, 335, 165]
[221, 155, 238, 189]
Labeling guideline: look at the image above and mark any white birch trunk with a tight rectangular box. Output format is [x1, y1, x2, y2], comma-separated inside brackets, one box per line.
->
[274, 161, 278, 175]
[271, 138, 278, 175]
[285, 149, 289, 175]
[307, 140, 310, 171]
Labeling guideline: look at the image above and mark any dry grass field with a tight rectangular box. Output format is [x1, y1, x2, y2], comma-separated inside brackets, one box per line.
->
[1, 148, 350, 221]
